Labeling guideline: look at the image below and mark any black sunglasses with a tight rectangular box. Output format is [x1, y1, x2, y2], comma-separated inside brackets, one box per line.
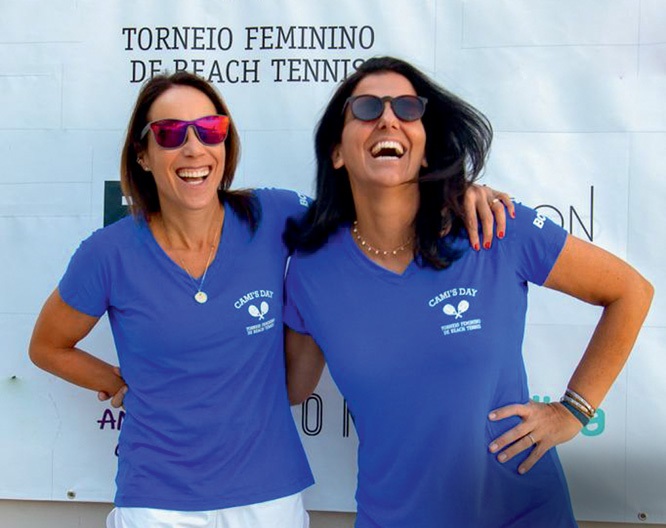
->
[344, 95, 428, 122]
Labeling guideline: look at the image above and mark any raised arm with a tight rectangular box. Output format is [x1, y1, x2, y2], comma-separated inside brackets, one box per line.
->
[488, 235, 653, 473]
[285, 327, 326, 405]
[29, 289, 126, 396]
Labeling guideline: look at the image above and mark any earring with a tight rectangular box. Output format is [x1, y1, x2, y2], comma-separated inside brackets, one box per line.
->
[137, 157, 150, 172]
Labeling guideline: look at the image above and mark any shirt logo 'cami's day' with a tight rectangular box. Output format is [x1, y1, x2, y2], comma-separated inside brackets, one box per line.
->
[249, 301, 269, 320]
[234, 289, 276, 335]
[428, 287, 483, 337]
[443, 300, 469, 319]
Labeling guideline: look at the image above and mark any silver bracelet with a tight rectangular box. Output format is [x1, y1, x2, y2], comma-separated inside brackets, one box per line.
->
[561, 393, 594, 419]
[565, 388, 595, 417]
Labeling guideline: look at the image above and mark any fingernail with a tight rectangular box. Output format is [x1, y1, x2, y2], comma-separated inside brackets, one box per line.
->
[498, 453, 507, 462]
[489, 443, 498, 453]
[511, 211, 516, 218]
[518, 467, 526, 474]
[484, 242, 491, 249]
[498, 231, 504, 239]
[473, 243, 480, 251]
[488, 412, 496, 420]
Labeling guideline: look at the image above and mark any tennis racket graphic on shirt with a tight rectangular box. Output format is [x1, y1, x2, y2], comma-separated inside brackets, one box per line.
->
[248, 301, 269, 320]
[443, 300, 469, 319]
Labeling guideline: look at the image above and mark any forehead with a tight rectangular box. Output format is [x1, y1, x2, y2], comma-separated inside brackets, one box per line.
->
[351, 71, 417, 97]
[148, 85, 217, 121]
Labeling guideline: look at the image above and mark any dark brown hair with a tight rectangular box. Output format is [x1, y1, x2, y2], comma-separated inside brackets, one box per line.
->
[120, 71, 258, 228]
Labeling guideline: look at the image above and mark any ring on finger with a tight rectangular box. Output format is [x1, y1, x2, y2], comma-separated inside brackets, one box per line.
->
[527, 433, 536, 445]
[490, 198, 500, 205]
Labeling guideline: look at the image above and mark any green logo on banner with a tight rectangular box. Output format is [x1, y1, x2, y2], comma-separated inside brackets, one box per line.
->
[532, 394, 605, 437]
[104, 181, 129, 226]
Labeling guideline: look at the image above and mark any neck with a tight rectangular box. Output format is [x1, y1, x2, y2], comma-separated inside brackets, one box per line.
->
[155, 202, 224, 251]
[350, 185, 418, 273]
[352, 185, 418, 249]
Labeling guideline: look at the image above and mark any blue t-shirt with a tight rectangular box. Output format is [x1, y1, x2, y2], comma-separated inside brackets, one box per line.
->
[284, 203, 576, 528]
[59, 188, 313, 511]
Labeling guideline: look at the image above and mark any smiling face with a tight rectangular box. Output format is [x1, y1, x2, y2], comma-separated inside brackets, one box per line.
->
[138, 85, 225, 216]
[332, 72, 427, 192]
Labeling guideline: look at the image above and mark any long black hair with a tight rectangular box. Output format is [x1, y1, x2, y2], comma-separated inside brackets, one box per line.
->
[284, 56, 492, 269]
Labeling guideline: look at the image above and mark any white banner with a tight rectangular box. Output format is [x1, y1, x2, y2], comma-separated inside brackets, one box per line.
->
[1, 0, 664, 523]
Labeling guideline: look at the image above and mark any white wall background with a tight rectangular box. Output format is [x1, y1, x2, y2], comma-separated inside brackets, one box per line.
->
[0, 0, 664, 525]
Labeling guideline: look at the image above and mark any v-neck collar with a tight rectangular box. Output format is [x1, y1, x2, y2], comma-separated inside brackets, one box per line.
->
[138, 205, 238, 281]
[342, 224, 419, 283]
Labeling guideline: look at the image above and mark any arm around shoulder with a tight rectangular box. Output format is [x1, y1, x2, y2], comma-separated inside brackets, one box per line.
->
[285, 326, 326, 405]
[29, 289, 126, 396]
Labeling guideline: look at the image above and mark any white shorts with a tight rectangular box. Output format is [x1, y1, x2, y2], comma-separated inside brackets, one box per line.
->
[106, 492, 309, 528]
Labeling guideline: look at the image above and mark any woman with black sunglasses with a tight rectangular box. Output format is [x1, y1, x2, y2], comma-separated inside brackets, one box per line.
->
[283, 56, 653, 527]
[28, 70, 510, 528]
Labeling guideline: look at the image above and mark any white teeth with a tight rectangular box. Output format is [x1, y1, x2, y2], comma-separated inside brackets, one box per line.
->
[177, 167, 210, 178]
[371, 141, 405, 158]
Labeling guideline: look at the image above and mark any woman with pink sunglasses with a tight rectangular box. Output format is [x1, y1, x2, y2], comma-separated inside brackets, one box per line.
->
[29, 71, 510, 528]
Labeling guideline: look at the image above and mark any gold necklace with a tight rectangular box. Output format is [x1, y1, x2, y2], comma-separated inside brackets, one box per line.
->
[352, 221, 414, 257]
[161, 212, 222, 304]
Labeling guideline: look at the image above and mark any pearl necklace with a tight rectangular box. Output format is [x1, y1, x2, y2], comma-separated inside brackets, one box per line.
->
[352, 221, 414, 257]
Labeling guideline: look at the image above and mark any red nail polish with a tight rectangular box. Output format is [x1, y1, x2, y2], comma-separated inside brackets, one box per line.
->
[498, 231, 504, 239]
[473, 243, 480, 251]
[484, 242, 491, 249]
[511, 211, 516, 218]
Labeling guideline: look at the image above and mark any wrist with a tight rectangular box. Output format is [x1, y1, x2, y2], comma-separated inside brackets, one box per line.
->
[558, 400, 590, 427]
[559, 388, 596, 427]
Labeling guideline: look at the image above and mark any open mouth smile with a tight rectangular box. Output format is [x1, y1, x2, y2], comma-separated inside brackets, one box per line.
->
[176, 166, 211, 184]
[370, 140, 405, 159]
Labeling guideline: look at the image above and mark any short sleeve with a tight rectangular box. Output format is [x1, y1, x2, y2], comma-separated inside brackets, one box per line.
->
[283, 255, 310, 335]
[502, 203, 568, 286]
[255, 188, 310, 225]
[58, 232, 110, 317]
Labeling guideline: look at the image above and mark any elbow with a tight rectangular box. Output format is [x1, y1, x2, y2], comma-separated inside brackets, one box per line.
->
[287, 366, 324, 405]
[639, 275, 655, 314]
[289, 393, 307, 406]
[288, 384, 314, 406]
[28, 331, 57, 373]
[28, 343, 51, 372]
[617, 272, 654, 321]
[28, 336, 44, 369]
